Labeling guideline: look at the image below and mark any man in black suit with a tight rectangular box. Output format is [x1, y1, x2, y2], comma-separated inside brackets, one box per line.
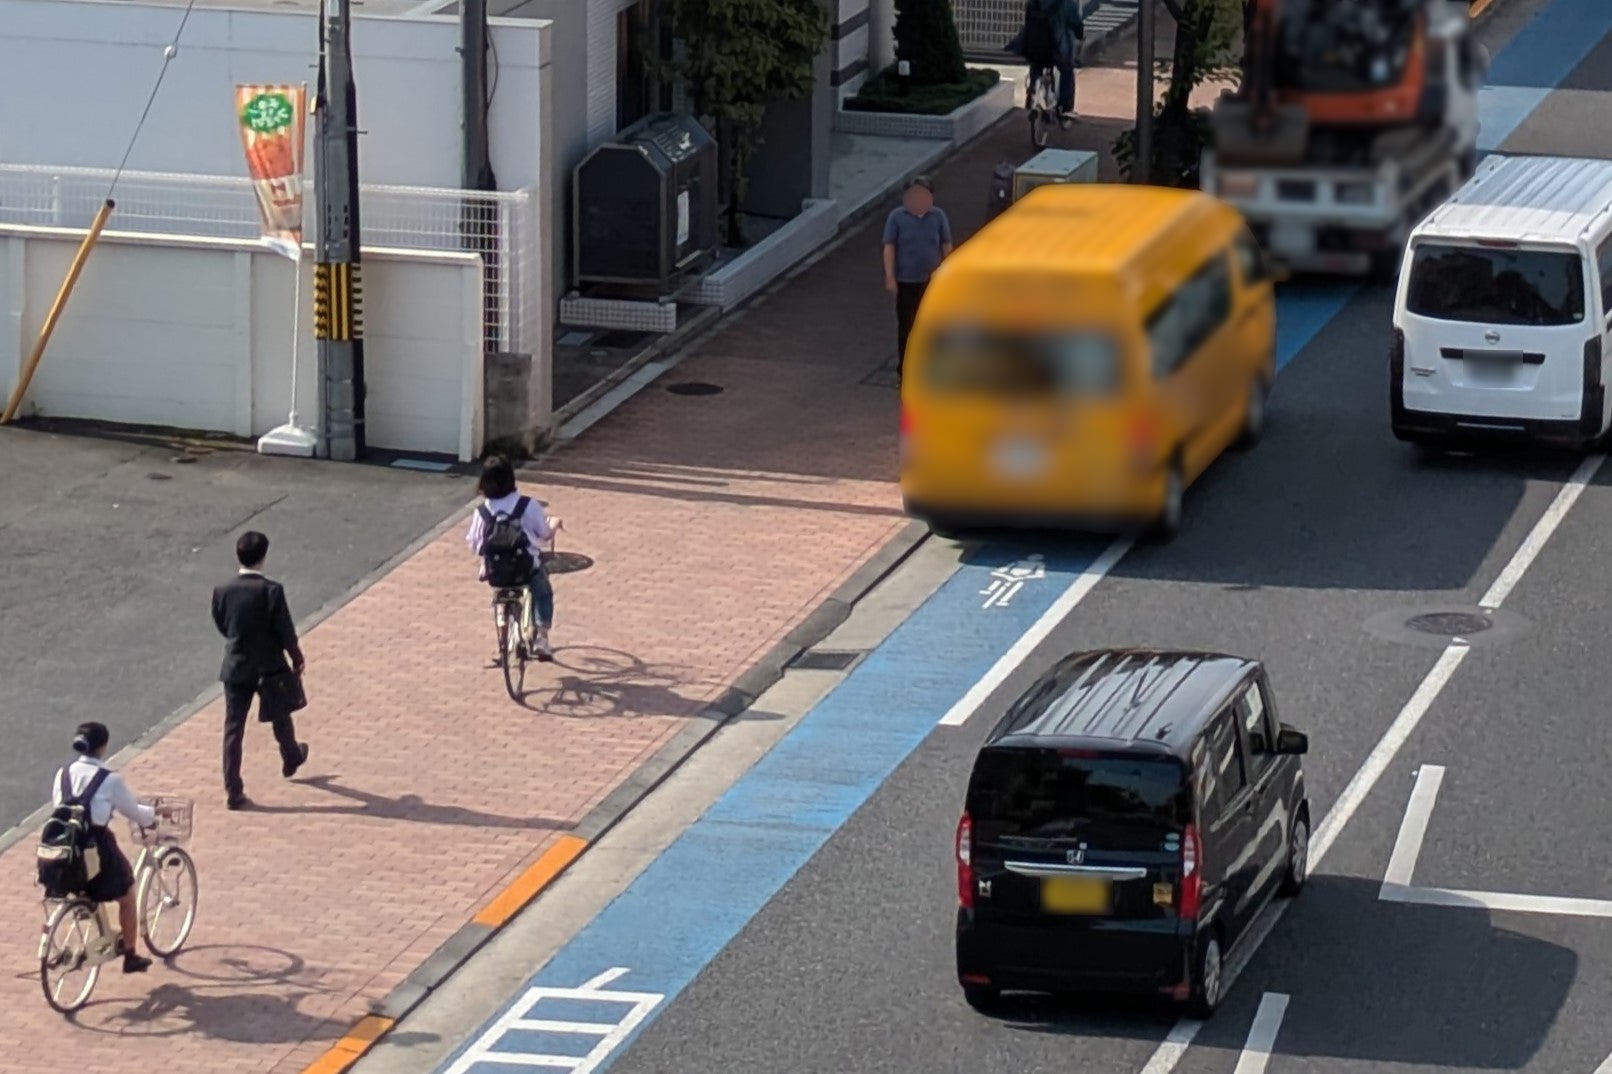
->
[211, 531, 309, 810]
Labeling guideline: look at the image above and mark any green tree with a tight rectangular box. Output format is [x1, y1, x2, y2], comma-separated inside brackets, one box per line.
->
[893, 0, 968, 86]
[658, 0, 830, 245]
[1114, 0, 1242, 187]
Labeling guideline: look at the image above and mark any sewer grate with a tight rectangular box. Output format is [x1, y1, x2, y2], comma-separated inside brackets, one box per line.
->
[787, 649, 865, 672]
[544, 552, 595, 575]
[666, 381, 724, 396]
[1406, 611, 1494, 636]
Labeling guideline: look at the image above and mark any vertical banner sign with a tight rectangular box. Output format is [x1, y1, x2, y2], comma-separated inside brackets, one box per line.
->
[236, 84, 307, 260]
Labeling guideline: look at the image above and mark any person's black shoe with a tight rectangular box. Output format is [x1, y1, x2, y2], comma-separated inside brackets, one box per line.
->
[120, 943, 152, 973]
[284, 742, 310, 778]
[227, 794, 252, 811]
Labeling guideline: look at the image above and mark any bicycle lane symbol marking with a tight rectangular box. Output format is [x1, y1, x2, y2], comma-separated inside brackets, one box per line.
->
[980, 554, 1046, 609]
[443, 967, 664, 1074]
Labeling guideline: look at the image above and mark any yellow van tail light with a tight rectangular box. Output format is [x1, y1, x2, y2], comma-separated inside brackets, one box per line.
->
[1128, 414, 1159, 468]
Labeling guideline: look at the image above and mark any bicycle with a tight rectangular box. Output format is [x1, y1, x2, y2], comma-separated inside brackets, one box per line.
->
[38, 795, 198, 1014]
[491, 527, 561, 701]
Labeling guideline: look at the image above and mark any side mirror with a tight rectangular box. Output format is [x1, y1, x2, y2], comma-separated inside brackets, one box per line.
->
[1275, 725, 1308, 755]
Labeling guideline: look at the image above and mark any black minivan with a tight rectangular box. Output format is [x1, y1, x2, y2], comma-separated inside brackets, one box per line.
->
[954, 648, 1309, 1016]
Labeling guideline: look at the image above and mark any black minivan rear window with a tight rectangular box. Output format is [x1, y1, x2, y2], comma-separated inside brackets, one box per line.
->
[1405, 243, 1585, 326]
[968, 748, 1188, 837]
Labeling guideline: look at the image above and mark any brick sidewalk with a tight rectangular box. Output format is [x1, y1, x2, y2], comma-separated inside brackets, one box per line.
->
[0, 70, 1166, 1074]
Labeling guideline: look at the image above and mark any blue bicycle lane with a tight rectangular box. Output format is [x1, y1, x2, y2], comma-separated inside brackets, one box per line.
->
[433, 3, 1609, 1066]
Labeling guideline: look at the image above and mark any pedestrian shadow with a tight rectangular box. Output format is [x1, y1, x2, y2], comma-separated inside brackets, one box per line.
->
[252, 775, 574, 830]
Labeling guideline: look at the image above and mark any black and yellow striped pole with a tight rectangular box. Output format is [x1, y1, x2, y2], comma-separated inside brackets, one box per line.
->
[314, 0, 366, 461]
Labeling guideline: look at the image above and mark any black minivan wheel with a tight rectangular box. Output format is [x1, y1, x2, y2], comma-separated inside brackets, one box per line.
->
[1280, 810, 1310, 897]
[1187, 933, 1224, 1018]
[962, 982, 1001, 1012]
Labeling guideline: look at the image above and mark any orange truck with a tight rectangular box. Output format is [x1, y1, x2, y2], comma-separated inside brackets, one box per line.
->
[1200, 0, 1485, 279]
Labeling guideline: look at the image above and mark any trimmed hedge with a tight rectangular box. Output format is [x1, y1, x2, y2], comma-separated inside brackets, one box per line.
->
[844, 66, 1000, 116]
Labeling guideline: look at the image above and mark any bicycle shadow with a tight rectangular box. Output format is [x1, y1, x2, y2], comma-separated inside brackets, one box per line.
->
[61, 943, 343, 1043]
[515, 644, 734, 720]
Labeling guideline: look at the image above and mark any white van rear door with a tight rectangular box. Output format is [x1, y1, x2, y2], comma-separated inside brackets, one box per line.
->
[1400, 240, 1593, 423]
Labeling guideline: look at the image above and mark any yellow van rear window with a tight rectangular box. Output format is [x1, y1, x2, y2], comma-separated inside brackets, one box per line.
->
[925, 329, 1121, 396]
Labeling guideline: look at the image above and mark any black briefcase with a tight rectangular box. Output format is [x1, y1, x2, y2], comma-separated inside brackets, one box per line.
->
[258, 668, 308, 716]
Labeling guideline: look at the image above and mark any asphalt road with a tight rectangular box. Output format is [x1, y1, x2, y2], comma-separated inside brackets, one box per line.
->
[589, 5, 1612, 1072]
[0, 424, 470, 829]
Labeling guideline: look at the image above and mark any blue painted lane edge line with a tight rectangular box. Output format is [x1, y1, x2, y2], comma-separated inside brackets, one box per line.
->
[434, 3, 1610, 1068]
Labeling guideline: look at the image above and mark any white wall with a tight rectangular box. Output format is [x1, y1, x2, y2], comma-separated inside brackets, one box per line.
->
[1, 227, 485, 459]
[0, 0, 549, 193]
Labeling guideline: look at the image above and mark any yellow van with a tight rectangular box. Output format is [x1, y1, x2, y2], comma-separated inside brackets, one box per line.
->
[899, 182, 1276, 540]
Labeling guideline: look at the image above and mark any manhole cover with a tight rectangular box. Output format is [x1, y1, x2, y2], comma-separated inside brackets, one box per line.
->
[787, 649, 865, 672]
[1362, 604, 1526, 650]
[1406, 611, 1494, 636]
[666, 381, 724, 396]
[544, 551, 595, 575]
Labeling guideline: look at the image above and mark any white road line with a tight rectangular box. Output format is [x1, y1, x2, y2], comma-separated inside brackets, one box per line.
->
[1135, 1019, 1203, 1074]
[938, 537, 1133, 726]
[1380, 886, 1612, 918]
[1481, 453, 1603, 607]
[1380, 764, 1446, 892]
[1134, 452, 1606, 1072]
[1594, 1049, 1612, 1074]
[579, 966, 630, 990]
[1233, 993, 1290, 1074]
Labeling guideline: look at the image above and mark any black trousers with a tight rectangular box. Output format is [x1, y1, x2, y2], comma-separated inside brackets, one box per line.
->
[222, 681, 301, 798]
[895, 280, 929, 382]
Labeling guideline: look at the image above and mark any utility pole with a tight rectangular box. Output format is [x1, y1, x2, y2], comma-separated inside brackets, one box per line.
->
[1136, 0, 1155, 184]
[314, 0, 366, 460]
[460, 0, 500, 351]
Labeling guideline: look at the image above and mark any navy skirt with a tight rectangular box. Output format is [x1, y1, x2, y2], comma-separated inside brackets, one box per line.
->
[84, 826, 135, 902]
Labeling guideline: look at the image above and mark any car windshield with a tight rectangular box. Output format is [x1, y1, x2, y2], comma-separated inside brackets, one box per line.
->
[1406, 243, 1586, 326]
[968, 749, 1188, 840]
[924, 328, 1122, 397]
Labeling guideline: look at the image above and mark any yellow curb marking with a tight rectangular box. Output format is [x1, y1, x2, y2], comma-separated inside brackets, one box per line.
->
[298, 834, 590, 1073]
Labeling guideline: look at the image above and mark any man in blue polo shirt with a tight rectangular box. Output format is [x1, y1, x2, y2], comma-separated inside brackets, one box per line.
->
[882, 176, 953, 383]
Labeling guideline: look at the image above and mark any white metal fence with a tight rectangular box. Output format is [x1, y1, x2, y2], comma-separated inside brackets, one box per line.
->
[0, 163, 538, 357]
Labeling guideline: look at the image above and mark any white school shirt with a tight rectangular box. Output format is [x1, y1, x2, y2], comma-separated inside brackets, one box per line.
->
[51, 755, 156, 829]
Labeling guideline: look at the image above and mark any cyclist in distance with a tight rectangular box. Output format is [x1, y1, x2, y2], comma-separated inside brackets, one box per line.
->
[1011, 0, 1084, 126]
[466, 456, 563, 661]
[50, 722, 157, 974]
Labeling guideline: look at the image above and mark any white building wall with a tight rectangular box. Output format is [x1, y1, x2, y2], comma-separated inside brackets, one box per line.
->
[0, 0, 549, 194]
[0, 228, 485, 459]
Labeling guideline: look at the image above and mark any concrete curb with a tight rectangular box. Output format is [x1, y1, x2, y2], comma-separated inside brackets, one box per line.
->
[332, 517, 930, 1056]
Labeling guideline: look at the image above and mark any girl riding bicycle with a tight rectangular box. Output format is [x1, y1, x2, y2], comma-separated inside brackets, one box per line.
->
[466, 456, 563, 661]
[49, 722, 158, 974]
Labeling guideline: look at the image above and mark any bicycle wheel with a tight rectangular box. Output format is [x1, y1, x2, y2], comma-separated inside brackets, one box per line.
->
[500, 600, 527, 701]
[139, 845, 199, 956]
[1030, 106, 1051, 149]
[39, 899, 103, 1014]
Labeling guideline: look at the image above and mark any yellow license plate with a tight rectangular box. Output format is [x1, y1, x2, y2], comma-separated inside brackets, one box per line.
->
[1041, 875, 1111, 915]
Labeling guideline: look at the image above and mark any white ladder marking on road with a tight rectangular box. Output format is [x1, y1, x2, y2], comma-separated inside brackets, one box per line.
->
[1380, 764, 1446, 893]
[939, 537, 1133, 726]
[1136, 1019, 1202, 1074]
[1134, 453, 1607, 1073]
[1233, 993, 1290, 1074]
[1594, 1049, 1612, 1074]
[442, 966, 664, 1074]
[1383, 885, 1612, 918]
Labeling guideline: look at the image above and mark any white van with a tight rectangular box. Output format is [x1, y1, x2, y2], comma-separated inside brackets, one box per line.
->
[1391, 154, 1612, 450]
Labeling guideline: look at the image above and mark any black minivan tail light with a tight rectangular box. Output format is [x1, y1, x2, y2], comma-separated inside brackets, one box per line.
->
[1585, 336, 1602, 390]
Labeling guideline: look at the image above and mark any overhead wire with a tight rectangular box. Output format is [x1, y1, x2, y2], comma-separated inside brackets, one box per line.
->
[108, 0, 200, 200]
